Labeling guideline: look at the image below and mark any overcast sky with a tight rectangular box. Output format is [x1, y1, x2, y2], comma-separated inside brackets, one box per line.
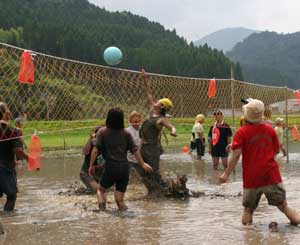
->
[89, 0, 300, 41]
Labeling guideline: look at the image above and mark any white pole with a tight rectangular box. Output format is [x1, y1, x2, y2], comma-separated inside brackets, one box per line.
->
[285, 87, 289, 163]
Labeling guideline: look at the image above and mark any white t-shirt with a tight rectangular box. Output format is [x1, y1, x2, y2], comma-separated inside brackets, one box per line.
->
[275, 126, 283, 144]
[127, 125, 141, 163]
[191, 122, 204, 140]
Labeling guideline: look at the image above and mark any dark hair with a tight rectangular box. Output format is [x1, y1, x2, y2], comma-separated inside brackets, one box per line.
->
[0, 102, 7, 120]
[106, 108, 124, 129]
[213, 110, 223, 116]
[160, 107, 167, 116]
[264, 107, 272, 118]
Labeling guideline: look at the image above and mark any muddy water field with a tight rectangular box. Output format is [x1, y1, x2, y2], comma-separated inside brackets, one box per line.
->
[0, 149, 300, 244]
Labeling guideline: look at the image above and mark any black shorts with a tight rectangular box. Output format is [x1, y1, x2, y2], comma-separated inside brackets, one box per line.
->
[211, 145, 228, 157]
[195, 138, 205, 156]
[100, 164, 129, 193]
[0, 165, 17, 197]
[190, 141, 196, 150]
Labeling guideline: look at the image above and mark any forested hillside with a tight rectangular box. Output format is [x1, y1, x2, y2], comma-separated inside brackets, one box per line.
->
[0, 0, 243, 79]
[227, 31, 300, 88]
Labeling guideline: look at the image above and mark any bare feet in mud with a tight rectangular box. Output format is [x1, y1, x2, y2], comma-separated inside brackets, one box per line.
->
[98, 203, 106, 211]
[290, 222, 299, 226]
[118, 205, 128, 212]
[269, 221, 279, 232]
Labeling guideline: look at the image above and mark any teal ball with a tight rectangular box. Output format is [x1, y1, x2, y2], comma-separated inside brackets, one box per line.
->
[103, 46, 122, 66]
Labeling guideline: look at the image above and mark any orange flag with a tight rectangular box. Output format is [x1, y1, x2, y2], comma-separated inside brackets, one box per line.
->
[28, 134, 42, 171]
[208, 78, 216, 98]
[291, 125, 300, 141]
[18, 50, 35, 84]
[212, 126, 220, 146]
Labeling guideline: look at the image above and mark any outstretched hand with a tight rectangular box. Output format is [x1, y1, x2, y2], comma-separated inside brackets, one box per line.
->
[142, 162, 153, 173]
[88, 166, 95, 177]
[170, 127, 177, 137]
[226, 144, 232, 153]
[219, 172, 228, 184]
[141, 69, 148, 79]
[170, 131, 177, 137]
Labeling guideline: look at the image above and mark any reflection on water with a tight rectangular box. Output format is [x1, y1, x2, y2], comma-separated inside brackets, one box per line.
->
[0, 152, 300, 244]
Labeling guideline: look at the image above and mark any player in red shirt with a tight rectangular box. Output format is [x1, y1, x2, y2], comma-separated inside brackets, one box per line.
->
[219, 99, 300, 225]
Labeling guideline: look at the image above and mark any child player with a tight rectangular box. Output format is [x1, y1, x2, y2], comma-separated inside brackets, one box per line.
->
[190, 114, 205, 159]
[80, 126, 104, 192]
[89, 108, 152, 211]
[274, 118, 287, 157]
[219, 99, 300, 225]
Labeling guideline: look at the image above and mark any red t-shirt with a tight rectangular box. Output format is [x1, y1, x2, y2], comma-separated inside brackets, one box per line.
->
[232, 123, 282, 188]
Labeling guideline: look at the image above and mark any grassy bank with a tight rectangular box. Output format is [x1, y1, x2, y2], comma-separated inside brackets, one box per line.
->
[17, 115, 300, 151]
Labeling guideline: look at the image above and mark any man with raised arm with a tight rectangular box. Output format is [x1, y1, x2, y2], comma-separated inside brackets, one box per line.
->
[138, 69, 177, 193]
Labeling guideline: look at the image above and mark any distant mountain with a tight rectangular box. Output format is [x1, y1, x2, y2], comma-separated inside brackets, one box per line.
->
[0, 0, 243, 80]
[227, 31, 300, 89]
[194, 27, 258, 52]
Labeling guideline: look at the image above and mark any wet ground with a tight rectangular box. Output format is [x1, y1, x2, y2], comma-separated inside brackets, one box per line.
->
[1, 151, 300, 244]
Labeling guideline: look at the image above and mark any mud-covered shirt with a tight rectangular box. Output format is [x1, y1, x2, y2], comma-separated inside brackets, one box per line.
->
[95, 127, 137, 165]
[81, 138, 105, 173]
[139, 112, 163, 145]
[0, 122, 20, 164]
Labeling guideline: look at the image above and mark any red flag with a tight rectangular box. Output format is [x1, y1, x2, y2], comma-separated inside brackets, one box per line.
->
[295, 90, 300, 105]
[291, 125, 300, 141]
[18, 50, 35, 84]
[212, 126, 220, 146]
[208, 78, 216, 98]
[28, 134, 42, 171]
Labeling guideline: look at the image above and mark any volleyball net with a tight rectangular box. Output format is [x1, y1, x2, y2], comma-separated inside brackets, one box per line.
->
[0, 42, 299, 153]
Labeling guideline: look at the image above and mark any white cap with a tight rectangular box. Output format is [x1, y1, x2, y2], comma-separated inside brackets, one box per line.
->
[275, 118, 284, 124]
[242, 99, 264, 123]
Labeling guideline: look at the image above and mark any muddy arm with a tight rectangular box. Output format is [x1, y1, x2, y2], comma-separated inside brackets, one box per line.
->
[13, 147, 29, 161]
[219, 149, 241, 183]
[141, 69, 155, 108]
[88, 147, 98, 176]
[82, 139, 92, 155]
[160, 118, 176, 137]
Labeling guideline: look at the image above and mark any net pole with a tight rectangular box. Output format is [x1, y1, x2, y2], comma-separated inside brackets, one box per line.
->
[230, 66, 236, 130]
[285, 86, 289, 163]
[180, 90, 184, 117]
